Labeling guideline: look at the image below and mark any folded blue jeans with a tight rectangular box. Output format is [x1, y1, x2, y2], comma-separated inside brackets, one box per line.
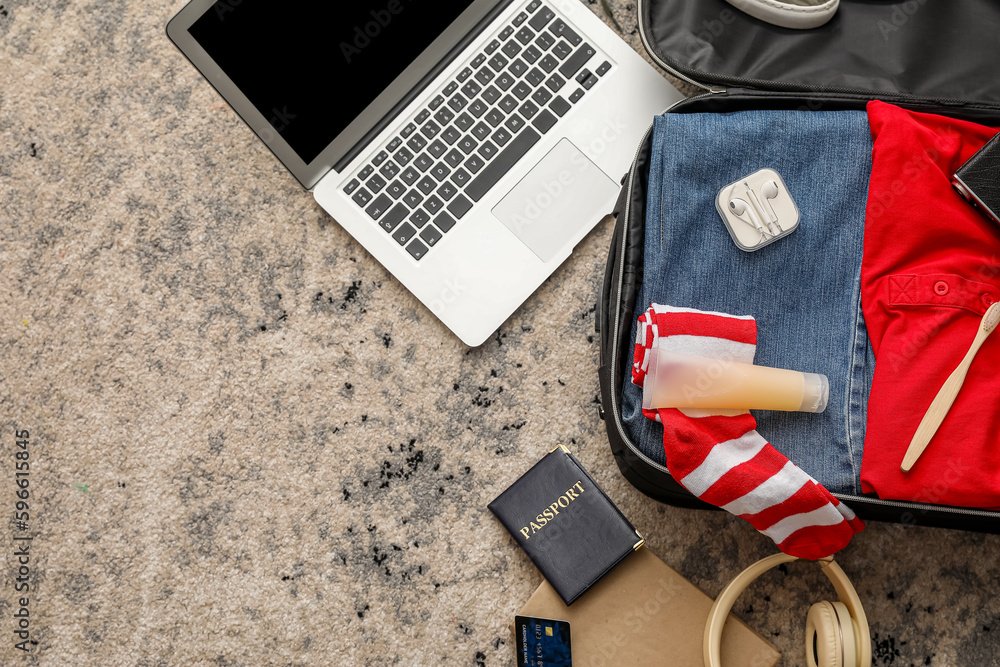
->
[620, 110, 875, 495]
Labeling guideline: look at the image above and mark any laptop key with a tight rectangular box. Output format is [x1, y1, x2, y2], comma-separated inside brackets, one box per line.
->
[438, 181, 458, 201]
[461, 80, 481, 99]
[430, 162, 451, 182]
[417, 175, 437, 195]
[512, 81, 532, 100]
[478, 140, 499, 160]
[380, 161, 400, 179]
[502, 41, 521, 59]
[466, 128, 540, 202]
[575, 69, 592, 84]
[445, 148, 464, 168]
[387, 137, 402, 152]
[529, 6, 555, 31]
[425, 196, 444, 214]
[552, 40, 573, 60]
[546, 73, 566, 92]
[415, 154, 434, 173]
[475, 68, 495, 85]
[359, 165, 375, 179]
[394, 147, 413, 166]
[516, 26, 535, 45]
[485, 39, 501, 54]
[468, 99, 489, 118]
[454, 112, 474, 131]
[549, 95, 571, 117]
[457, 67, 473, 82]
[472, 122, 491, 141]
[403, 189, 424, 208]
[386, 180, 406, 199]
[499, 26, 515, 41]
[415, 109, 431, 124]
[519, 100, 540, 119]
[493, 128, 512, 147]
[561, 44, 596, 79]
[513, 11, 528, 27]
[485, 109, 505, 128]
[401, 122, 417, 138]
[410, 209, 431, 228]
[495, 73, 515, 91]
[448, 94, 468, 112]
[366, 194, 393, 220]
[526, 68, 546, 87]
[429, 95, 445, 110]
[596, 61, 612, 77]
[344, 179, 360, 195]
[465, 155, 485, 174]
[428, 140, 447, 158]
[522, 45, 542, 64]
[471, 54, 487, 68]
[443, 81, 459, 97]
[420, 225, 443, 247]
[451, 168, 471, 187]
[509, 58, 528, 78]
[421, 120, 441, 138]
[379, 204, 408, 232]
[400, 166, 420, 186]
[531, 86, 552, 106]
[526, 0, 542, 12]
[435, 212, 457, 232]
[499, 95, 518, 114]
[582, 73, 599, 90]
[406, 238, 428, 260]
[352, 187, 373, 207]
[489, 54, 507, 72]
[549, 19, 582, 46]
[448, 194, 473, 219]
[569, 88, 585, 103]
[458, 136, 478, 155]
[407, 134, 428, 152]
[531, 109, 558, 134]
[367, 174, 387, 192]
[505, 114, 526, 134]
[481, 86, 501, 104]
[442, 127, 462, 146]
[392, 222, 416, 245]
[434, 106, 455, 126]
[539, 54, 558, 73]
[535, 32, 555, 51]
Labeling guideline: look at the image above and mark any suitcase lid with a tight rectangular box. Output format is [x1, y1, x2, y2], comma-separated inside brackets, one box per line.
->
[639, 0, 1000, 107]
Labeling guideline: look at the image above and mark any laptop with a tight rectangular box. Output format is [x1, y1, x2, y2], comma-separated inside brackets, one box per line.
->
[167, 0, 683, 346]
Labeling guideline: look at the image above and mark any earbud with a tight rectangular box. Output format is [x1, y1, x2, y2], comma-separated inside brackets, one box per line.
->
[760, 180, 781, 230]
[728, 198, 767, 235]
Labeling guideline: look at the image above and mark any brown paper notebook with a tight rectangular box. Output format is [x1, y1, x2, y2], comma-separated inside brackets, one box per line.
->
[516, 547, 780, 667]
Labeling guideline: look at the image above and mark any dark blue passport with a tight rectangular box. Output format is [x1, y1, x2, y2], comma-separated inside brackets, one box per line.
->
[489, 446, 643, 605]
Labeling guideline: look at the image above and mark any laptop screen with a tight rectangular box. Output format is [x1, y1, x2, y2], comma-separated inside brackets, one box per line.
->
[186, 1, 476, 166]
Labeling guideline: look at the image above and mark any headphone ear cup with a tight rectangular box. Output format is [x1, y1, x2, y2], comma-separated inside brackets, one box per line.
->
[806, 601, 843, 667]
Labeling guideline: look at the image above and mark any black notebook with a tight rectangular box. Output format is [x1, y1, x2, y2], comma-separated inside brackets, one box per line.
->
[488, 446, 643, 605]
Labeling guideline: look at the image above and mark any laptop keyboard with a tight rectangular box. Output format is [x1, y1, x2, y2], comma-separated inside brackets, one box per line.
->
[341, 0, 613, 262]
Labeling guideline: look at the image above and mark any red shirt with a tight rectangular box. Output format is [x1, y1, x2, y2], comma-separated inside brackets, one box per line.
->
[861, 101, 1000, 508]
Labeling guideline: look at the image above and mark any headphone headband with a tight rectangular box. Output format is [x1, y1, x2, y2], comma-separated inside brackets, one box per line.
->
[703, 553, 871, 667]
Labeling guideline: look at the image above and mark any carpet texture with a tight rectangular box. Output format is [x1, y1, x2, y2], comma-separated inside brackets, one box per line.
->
[2, 1, 999, 665]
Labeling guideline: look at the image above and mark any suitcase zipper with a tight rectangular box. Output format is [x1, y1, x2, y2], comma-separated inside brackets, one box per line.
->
[607, 107, 1000, 523]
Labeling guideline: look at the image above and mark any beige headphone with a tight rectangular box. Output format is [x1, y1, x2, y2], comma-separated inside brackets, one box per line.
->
[704, 553, 871, 667]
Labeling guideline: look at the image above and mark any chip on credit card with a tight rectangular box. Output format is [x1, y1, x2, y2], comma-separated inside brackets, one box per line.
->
[515, 615, 572, 667]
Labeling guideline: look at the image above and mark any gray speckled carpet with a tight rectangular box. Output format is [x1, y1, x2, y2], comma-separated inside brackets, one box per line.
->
[2, 0, 1000, 665]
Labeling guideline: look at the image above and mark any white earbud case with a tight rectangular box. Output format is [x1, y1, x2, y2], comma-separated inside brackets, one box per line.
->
[716, 168, 800, 252]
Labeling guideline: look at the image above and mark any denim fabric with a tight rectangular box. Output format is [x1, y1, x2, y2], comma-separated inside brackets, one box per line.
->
[621, 110, 875, 495]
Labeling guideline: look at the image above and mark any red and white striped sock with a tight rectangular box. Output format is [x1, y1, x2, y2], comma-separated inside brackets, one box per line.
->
[632, 304, 864, 560]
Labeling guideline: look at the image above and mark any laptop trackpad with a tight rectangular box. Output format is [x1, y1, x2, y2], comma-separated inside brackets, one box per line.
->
[492, 139, 617, 263]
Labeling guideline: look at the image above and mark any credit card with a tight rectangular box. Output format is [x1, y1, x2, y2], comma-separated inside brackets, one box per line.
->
[515, 615, 572, 667]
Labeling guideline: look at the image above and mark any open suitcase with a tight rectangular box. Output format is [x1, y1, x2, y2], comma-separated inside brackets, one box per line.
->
[597, 0, 1000, 532]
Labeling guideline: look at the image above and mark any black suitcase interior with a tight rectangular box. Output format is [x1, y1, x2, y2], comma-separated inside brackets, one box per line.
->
[598, 0, 1000, 532]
